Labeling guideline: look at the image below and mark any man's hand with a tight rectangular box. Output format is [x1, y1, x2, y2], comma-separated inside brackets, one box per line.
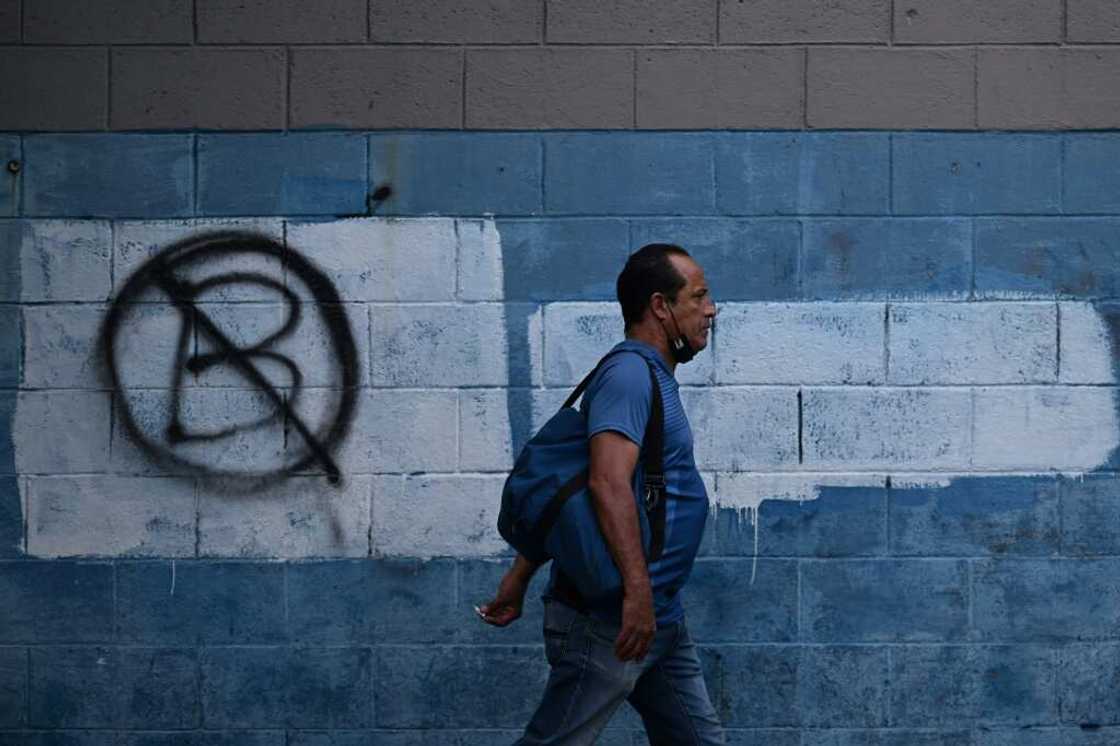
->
[477, 554, 541, 627]
[616, 581, 656, 662]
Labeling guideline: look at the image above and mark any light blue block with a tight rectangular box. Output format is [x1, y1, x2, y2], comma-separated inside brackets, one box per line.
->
[709, 646, 798, 727]
[23, 135, 192, 218]
[0, 137, 17, 217]
[369, 133, 542, 216]
[494, 219, 629, 301]
[685, 559, 797, 642]
[630, 219, 800, 301]
[1065, 134, 1120, 214]
[799, 647, 888, 727]
[545, 133, 715, 215]
[198, 133, 367, 216]
[893, 134, 1061, 215]
[1058, 644, 1120, 727]
[975, 218, 1120, 298]
[802, 218, 971, 299]
[717, 133, 890, 215]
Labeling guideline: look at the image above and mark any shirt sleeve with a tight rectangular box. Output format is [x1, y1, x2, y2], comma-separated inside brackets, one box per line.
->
[584, 353, 652, 447]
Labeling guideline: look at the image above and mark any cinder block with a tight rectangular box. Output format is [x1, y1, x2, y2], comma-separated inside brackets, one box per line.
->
[1061, 474, 1120, 556]
[117, 561, 286, 644]
[803, 732, 973, 746]
[802, 388, 971, 469]
[24, 135, 192, 218]
[979, 48, 1120, 129]
[801, 219, 972, 300]
[637, 49, 802, 129]
[29, 646, 199, 727]
[0, 647, 25, 727]
[893, 0, 1061, 43]
[716, 303, 885, 384]
[457, 219, 503, 301]
[1068, 0, 1120, 41]
[1058, 644, 1120, 725]
[21, 304, 107, 388]
[368, 559, 459, 643]
[370, 303, 541, 387]
[888, 302, 1058, 384]
[287, 218, 456, 301]
[973, 558, 1120, 641]
[545, 133, 715, 215]
[200, 646, 372, 728]
[802, 559, 969, 642]
[0, 308, 18, 389]
[375, 646, 547, 727]
[371, 0, 541, 42]
[24, 0, 192, 42]
[0, 393, 13, 473]
[113, 218, 285, 302]
[716, 133, 889, 215]
[458, 388, 568, 471]
[0, 478, 20, 556]
[112, 48, 284, 131]
[631, 219, 800, 301]
[456, 559, 551, 645]
[286, 560, 369, 644]
[0, 136, 18, 215]
[2, 220, 112, 302]
[121, 734, 281, 746]
[0, 0, 18, 42]
[970, 731, 1064, 746]
[890, 645, 1057, 726]
[0, 561, 113, 643]
[1064, 134, 1120, 213]
[290, 48, 461, 129]
[682, 387, 799, 470]
[0, 48, 107, 131]
[972, 387, 1118, 470]
[975, 219, 1120, 299]
[14, 391, 111, 474]
[198, 0, 365, 42]
[466, 48, 633, 129]
[685, 559, 797, 642]
[543, 302, 712, 386]
[711, 473, 887, 557]
[709, 646, 799, 726]
[369, 133, 542, 216]
[807, 48, 974, 129]
[198, 134, 366, 216]
[26, 476, 194, 558]
[893, 134, 1061, 215]
[371, 474, 507, 557]
[198, 475, 370, 558]
[321, 389, 457, 474]
[548, 0, 714, 43]
[889, 474, 1060, 556]
[721, 0, 886, 42]
[799, 646, 889, 727]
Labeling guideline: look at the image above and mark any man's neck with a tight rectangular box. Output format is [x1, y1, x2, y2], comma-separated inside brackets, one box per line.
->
[625, 324, 676, 374]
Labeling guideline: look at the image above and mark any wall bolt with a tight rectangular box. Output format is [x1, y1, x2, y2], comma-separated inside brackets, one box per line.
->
[6, 160, 20, 175]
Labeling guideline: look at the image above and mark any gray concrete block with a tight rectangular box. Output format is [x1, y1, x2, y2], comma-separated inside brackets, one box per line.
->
[716, 302, 886, 385]
[372, 474, 506, 557]
[1068, 0, 1120, 41]
[636, 49, 803, 129]
[290, 47, 462, 129]
[457, 219, 503, 301]
[979, 48, 1120, 129]
[458, 388, 569, 471]
[3, 220, 111, 302]
[682, 387, 800, 470]
[888, 302, 1058, 384]
[808, 48, 974, 129]
[720, 0, 888, 42]
[0, 48, 107, 131]
[22, 304, 107, 389]
[111, 48, 286, 131]
[371, 0, 542, 43]
[0, 0, 19, 42]
[199, 475, 370, 558]
[197, 0, 366, 43]
[23, 0, 192, 43]
[286, 219, 457, 302]
[1058, 302, 1116, 385]
[13, 391, 112, 474]
[547, 0, 715, 43]
[101, 303, 185, 391]
[894, 0, 1061, 43]
[466, 48, 633, 129]
[26, 476, 194, 558]
[803, 387, 972, 469]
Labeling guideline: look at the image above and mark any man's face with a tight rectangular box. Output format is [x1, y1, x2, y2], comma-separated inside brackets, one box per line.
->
[664, 254, 717, 352]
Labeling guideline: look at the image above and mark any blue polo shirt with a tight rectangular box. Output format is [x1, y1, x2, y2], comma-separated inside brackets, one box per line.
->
[544, 339, 709, 627]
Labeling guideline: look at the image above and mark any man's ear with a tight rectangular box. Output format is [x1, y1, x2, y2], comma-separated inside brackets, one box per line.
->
[648, 292, 669, 322]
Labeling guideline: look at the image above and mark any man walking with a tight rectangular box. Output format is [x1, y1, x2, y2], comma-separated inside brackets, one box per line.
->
[479, 244, 725, 745]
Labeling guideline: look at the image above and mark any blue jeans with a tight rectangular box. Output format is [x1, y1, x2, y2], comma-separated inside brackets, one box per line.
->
[516, 599, 726, 745]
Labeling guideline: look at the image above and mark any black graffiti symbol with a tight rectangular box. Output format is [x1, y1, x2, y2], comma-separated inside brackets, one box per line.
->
[101, 231, 359, 485]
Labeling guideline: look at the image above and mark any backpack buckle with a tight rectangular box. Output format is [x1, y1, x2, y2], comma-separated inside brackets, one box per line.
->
[643, 475, 665, 510]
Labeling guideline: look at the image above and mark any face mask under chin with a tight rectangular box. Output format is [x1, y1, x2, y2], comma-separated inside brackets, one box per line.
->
[664, 304, 698, 364]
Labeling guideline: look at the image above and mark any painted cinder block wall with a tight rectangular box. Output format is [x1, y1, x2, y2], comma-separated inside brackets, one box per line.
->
[4, 1, 1120, 744]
